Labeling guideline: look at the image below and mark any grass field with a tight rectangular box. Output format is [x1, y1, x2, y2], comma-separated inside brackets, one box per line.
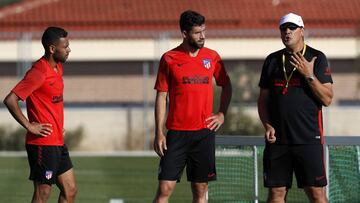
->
[0, 154, 309, 203]
[1, 148, 359, 203]
[0, 156, 192, 203]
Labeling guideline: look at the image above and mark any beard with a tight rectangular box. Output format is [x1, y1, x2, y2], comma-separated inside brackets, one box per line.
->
[54, 53, 68, 63]
[188, 39, 205, 49]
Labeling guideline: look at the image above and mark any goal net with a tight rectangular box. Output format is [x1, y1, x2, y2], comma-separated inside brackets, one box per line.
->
[208, 136, 360, 203]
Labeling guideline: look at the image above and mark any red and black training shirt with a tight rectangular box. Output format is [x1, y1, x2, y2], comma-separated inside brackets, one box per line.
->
[154, 46, 230, 131]
[12, 57, 65, 146]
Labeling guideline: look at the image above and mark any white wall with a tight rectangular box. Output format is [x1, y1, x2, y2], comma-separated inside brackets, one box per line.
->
[243, 106, 360, 137]
[0, 37, 357, 62]
[1, 105, 359, 151]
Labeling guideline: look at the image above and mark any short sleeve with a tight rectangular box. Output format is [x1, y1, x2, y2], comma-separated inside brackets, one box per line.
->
[12, 66, 46, 101]
[154, 54, 170, 92]
[314, 52, 333, 84]
[213, 53, 230, 86]
[258, 55, 272, 89]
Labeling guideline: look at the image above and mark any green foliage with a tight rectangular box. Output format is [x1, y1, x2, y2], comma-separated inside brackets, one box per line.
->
[0, 127, 6, 149]
[6, 127, 26, 151]
[0, 125, 84, 151]
[229, 65, 260, 104]
[0, 0, 21, 7]
[218, 107, 263, 135]
[0, 126, 25, 151]
[64, 126, 84, 150]
[214, 65, 263, 136]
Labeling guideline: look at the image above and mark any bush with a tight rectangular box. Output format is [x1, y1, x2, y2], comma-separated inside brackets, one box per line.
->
[214, 65, 263, 136]
[0, 125, 84, 151]
[218, 107, 263, 136]
[64, 126, 84, 150]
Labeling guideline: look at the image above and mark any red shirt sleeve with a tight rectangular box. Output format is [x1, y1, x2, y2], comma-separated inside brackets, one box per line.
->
[213, 53, 230, 86]
[12, 64, 46, 101]
[154, 55, 170, 92]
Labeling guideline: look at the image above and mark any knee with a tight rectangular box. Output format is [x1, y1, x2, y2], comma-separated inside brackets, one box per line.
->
[192, 190, 207, 200]
[191, 183, 208, 200]
[59, 182, 77, 199]
[157, 182, 175, 198]
[35, 184, 52, 201]
[306, 187, 327, 202]
[63, 183, 77, 199]
[154, 181, 176, 202]
[67, 184, 78, 198]
[39, 189, 51, 200]
[268, 187, 287, 202]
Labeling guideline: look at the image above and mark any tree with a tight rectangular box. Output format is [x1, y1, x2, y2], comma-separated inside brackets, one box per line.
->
[214, 64, 263, 136]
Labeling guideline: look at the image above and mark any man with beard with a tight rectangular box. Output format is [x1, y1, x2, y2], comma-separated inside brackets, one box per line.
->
[3, 27, 77, 203]
[153, 10, 232, 203]
[258, 13, 333, 203]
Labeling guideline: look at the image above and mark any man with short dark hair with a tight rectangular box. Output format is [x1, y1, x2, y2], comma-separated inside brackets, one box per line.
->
[3, 27, 77, 203]
[258, 13, 333, 203]
[153, 10, 232, 203]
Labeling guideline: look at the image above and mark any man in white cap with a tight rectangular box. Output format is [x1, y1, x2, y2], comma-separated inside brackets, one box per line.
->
[258, 13, 333, 203]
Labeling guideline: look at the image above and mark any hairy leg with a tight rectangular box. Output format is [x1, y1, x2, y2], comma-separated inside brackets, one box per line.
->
[56, 169, 77, 203]
[31, 182, 52, 203]
[304, 186, 328, 203]
[153, 180, 177, 203]
[191, 182, 208, 203]
[267, 187, 288, 203]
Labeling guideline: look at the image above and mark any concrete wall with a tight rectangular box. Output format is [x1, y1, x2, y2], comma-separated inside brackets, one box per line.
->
[243, 106, 360, 137]
[0, 105, 359, 151]
[0, 37, 357, 61]
[0, 107, 154, 151]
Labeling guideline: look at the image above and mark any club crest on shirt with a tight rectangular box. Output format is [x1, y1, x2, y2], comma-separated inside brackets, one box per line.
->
[45, 170, 53, 180]
[202, 59, 211, 69]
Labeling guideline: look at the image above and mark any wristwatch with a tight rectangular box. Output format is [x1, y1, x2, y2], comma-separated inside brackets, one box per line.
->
[306, 74, 315, 82]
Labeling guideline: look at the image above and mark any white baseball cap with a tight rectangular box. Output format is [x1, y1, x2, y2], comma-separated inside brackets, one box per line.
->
[279, 13, 304, 27]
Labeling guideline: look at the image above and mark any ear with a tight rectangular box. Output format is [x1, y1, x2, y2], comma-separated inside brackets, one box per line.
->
[49, 45, 56, 54]
[300, 28, 305, 37]
[181, 30, 187, 39]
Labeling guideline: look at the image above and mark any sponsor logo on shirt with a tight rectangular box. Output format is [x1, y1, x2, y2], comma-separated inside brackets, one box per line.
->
[45, 170, 53, 180]
[52, 94, 63, 103]
[274, 78, 301, 87]
[202, 59, 211, 69]
[182, 75, 209, 84]
[324, 67, 331, 76]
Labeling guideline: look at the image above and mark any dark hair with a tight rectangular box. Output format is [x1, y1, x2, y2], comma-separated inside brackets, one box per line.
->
[179, 10, 205, 32]
[41, 27, 68, 50]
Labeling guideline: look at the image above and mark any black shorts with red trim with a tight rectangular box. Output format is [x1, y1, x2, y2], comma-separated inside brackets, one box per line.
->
[26, 144, 73, 185]
[158, 128, 216, 183]
[263, 144, 327, 188]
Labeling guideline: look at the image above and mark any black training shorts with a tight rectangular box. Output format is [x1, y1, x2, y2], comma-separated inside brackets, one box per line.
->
[158, 128, 216, 183]
[26, 144, 73, 185]
[263, 144, 327, 188]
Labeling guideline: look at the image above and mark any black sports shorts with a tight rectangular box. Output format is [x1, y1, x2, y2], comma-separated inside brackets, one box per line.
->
[263, 144, 327, 188]
[26, 144, 73, 185]
[158, 128, 216, 183]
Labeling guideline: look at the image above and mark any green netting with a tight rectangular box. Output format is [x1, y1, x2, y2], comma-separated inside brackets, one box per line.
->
[328, 146, 360, 203]
[209, 146, 256, 203]
[209, 145, 360, 203]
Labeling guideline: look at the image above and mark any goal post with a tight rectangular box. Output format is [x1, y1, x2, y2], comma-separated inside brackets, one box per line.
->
[210, 136, 360, 203]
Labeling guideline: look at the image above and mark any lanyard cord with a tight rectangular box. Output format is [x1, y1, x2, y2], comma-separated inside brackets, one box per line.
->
[282, 44, 307, 89]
